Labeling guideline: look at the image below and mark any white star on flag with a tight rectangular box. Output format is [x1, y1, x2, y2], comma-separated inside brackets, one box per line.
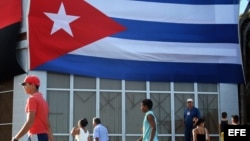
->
[44, 2, 79, 36]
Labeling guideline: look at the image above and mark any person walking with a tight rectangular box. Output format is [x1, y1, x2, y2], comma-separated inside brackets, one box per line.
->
[71, 118, 90, 141]
[92, 117, 109, 141]
[137, 99, 158, 141]
[184, 98, 201, 141]
[192, 118, 210, 141]
[12, 75, 53, 141]
[219, 112, 228, 141]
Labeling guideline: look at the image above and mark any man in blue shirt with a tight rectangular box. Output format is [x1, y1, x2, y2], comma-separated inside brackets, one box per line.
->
[92, 117, 109, 141]
[183, 98, 200, 141]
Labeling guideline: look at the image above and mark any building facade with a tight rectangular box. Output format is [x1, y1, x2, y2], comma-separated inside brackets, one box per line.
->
[1, 1, 250, 141]
[11, 72, 239, 141]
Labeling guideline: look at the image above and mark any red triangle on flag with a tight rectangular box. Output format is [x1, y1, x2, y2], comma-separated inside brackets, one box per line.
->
[28, 0, 126, 69]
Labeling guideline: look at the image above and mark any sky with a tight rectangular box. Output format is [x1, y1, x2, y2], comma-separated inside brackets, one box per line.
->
[240, 0, 249, 15]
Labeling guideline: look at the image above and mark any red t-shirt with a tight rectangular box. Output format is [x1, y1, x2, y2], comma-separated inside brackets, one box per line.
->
[25, 92, 49, 135]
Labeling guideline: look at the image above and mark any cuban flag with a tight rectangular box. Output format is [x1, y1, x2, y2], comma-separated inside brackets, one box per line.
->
[27, 0, 244, 83]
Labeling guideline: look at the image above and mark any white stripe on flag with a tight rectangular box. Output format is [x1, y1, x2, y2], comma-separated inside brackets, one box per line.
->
[70, 37, 241, 64]
[86, 0, 239, 24]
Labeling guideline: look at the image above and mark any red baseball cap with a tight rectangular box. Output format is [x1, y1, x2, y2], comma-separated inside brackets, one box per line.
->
[20, 75, 40, 86]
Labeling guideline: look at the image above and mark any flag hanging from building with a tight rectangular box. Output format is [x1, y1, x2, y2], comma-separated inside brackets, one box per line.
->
[0, 0, 24, 82]
[27, 0, 244, 83]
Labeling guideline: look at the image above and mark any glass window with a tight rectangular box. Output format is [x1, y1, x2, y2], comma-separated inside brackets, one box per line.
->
[100, 92, 122, 134]
[47, 90, 70, 133]
[198, 94, 218, 134]
[158, 136, 171, 141]
[151, 93, 171, 134]
[73, 91, 96, 132]
[126, 136, 139, 141]
[240, 0, 249, 15]
[198, 83, 217, 92]
[150, 82, 170, 91]
[53, 136, 69, 141]
[126, 92, 146, 133]
[46, 72, 219, 141]
[126, 81, 146, 90]
[100, 78, 121, 90]
[47, 73, 70, 88]
[174, 83, 194, 91]
[74, 75, 96, 89]
[174, 94, 194, 134]
[109, 136, 122, 141]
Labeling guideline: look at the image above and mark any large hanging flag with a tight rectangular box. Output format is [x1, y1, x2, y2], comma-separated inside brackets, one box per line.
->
[27, 0, 244, 83]
[0, 0, 24, 82]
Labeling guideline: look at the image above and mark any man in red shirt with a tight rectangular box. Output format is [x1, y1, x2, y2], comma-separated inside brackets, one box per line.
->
[12, 75, 53, 141]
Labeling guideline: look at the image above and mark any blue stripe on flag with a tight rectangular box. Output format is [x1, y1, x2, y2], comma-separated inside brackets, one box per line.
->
[35, 54, 244, 83]
[112, 18, 239, 43]
[133, 0, 239, 5]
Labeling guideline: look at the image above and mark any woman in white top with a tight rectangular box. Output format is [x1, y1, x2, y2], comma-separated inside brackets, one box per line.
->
[71, 118, 90, 141]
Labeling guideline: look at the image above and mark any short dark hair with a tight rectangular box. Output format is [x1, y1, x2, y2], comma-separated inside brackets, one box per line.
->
[222, 112, 227, 118]
[93, 117, 101, 124]
[142, 99, 153, 110]
[232, 115, 239, 123]
[80, 118, 88, 127]
[195, 118, 205, 126]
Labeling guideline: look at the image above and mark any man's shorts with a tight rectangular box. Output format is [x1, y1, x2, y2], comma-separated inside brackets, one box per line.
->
[28, 133, 48, 141]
